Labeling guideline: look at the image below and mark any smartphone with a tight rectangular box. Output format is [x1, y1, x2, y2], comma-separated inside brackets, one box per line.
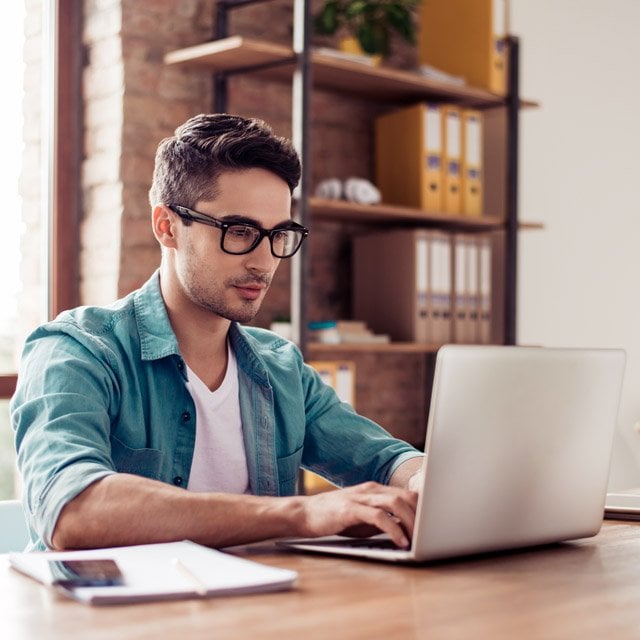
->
[48, 558, 124, 588]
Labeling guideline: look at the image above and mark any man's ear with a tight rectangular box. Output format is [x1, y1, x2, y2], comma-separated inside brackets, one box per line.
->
[152, 204, 178, 248]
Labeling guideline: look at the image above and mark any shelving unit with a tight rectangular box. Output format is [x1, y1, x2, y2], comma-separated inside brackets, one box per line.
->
[165, 34, 538, 107]
[164, 0, 539, 444]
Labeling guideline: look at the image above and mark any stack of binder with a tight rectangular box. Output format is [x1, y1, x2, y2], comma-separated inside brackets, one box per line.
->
[375, 103, 484, 217]
[418, 0, 509, 96]
[353, 230, 495, 345]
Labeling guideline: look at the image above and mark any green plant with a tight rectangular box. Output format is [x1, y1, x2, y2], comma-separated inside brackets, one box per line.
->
[313, 0, 421, 57]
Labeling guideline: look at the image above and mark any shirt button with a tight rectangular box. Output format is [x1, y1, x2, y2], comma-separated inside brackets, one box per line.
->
[181, 411, 191, 423]
[173, 476, 183, 486]
[177, 361, 184, 371]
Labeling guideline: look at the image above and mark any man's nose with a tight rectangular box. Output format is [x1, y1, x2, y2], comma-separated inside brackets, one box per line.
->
[244, 235, 278, 271]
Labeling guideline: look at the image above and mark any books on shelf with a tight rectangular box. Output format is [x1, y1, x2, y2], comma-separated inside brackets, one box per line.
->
[308, 320, 390, 345]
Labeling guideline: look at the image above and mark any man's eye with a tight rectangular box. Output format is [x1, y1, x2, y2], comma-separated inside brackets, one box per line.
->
[228, 225, 254, 239]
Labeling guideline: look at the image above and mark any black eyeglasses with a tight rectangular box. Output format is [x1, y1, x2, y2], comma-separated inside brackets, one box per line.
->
[167, 204, 309, 259]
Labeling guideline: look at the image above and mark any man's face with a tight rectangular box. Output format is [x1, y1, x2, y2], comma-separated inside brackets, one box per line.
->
[173, 167, 292, 323]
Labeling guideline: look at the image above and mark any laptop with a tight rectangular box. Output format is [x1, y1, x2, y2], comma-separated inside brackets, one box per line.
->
[281, 345, 626, 563]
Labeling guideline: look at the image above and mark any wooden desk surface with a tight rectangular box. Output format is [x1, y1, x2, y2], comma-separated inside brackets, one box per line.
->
[4, 521, 640, 640]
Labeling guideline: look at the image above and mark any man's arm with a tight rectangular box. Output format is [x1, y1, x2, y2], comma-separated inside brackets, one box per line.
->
[388, 455, 425, 492]
[51, 472, 419, 551]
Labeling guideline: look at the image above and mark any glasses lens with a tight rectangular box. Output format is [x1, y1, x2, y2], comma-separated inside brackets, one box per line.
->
[271, 229, 304, 258]
[222, 224, 261, 254]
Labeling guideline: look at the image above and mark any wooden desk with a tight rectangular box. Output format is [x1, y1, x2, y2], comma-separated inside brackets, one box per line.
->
[3, 521, 640, 639]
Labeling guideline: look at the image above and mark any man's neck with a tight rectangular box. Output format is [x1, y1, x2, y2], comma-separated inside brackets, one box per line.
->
[159, 266, 232, 391]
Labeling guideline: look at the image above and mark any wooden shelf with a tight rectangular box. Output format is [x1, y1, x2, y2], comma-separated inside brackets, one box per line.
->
[308, 198, 543, 231]
[306, 342, 439, 355]
[165, 36, 534, 107]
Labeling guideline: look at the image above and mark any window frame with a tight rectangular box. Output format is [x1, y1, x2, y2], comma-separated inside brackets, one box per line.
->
[0, 0, 81, 402]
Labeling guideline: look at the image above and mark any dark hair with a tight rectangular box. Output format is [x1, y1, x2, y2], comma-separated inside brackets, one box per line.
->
[148, 113, 301, 207]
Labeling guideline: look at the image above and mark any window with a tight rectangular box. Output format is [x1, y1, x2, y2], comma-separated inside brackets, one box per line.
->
[0, 1, 81, 500]
[0, 2, 28, 500]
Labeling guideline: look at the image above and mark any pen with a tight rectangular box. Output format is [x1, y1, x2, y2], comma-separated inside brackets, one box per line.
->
[171, 557, 208, 596]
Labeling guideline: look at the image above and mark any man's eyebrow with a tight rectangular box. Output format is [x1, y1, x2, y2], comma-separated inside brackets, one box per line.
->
[218, 213, 294, 228]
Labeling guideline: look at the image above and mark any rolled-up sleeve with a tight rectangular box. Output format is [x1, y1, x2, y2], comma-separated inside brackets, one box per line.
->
[299, 361, 423, 487]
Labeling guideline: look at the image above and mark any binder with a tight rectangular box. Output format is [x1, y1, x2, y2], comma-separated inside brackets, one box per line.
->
[442, 106, 462, 215]
[461, 109, 483, 217]
[375, 103, 442, 211]
[452, 234, 468, 343]
[418, 0, 509, 96]
[428, 230, 453, 345]
[452, 233, 480, 344]
[477, 234, 493, 344]
[353, 230, 431, 343]
[466, 237, 480, 343]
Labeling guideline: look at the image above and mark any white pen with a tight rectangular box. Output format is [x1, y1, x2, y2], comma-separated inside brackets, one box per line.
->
[171, 557, 208, 596]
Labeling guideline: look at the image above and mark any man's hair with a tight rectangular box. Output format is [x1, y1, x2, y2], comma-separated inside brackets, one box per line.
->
[148, 113, 301, 208]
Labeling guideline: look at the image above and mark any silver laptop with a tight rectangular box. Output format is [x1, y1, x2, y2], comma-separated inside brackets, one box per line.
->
[281, 345, 626, 562]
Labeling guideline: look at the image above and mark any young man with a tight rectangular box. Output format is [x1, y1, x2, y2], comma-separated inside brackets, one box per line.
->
[12, 114, 423, 552]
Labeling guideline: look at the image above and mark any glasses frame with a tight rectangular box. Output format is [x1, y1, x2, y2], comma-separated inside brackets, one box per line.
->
[167, 204, 309, 259]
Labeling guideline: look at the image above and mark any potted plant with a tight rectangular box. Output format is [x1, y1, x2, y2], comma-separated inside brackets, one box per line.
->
[313, 0, 421, 60]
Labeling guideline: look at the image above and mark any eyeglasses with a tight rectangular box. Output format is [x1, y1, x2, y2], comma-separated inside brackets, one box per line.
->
[167, 204, 309, 259]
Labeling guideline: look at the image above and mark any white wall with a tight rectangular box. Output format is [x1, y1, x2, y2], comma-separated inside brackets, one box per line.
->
[512, 0, 640, 489]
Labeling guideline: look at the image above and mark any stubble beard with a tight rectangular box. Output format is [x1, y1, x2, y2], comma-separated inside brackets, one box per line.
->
[186, 273, 271, 324]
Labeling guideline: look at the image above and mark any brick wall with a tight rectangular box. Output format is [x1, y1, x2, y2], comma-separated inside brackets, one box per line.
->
[81, 0, 215, 302]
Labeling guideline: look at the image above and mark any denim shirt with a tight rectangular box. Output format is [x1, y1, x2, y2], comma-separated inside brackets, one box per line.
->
[11, 271, 421, 550]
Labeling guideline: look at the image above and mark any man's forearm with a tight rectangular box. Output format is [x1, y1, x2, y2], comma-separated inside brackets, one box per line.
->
[50, 473, 307, 550]
[388, 455, 424, 491]
[50, 471, 420, 550]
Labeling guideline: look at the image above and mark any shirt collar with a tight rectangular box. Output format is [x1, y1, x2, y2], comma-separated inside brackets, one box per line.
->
[133, 270, 181, 362]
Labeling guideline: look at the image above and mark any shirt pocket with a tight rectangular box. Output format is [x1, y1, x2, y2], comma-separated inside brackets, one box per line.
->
[276, 446, 303, 496]
[110, 435, 164, 480]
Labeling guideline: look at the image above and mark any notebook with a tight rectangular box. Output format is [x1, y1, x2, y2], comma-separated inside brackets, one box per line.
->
[281, 345, 626, 563]
[9, 540, 298, 605]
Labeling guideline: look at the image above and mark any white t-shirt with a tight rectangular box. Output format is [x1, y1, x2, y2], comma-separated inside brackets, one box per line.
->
[186, 345, 250, 494]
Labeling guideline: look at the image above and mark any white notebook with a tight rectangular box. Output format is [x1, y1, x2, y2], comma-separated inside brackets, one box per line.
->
[9, 540, 297, 605]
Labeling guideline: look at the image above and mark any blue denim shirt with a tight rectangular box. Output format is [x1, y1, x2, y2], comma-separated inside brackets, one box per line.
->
[11, 271, 421, 551]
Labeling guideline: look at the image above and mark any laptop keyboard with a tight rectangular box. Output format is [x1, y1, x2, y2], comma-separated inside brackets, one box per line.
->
[315, 537, 401, 551]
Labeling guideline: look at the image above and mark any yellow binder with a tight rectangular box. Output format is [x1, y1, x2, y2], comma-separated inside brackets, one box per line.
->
[375, 103, 442, 212]
[461, 109, 483, 217]
[442, 106, 462, 215]
[418, 0, 509, 96]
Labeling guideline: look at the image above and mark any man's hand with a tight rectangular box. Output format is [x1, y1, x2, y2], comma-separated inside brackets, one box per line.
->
[298, 482, 418, 548]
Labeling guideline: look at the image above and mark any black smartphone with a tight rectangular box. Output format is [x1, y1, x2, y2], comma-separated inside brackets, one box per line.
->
[48, 558, 124, 588]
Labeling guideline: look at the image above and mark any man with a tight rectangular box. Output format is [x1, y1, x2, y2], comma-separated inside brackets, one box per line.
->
[12, 113, 423, 552]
